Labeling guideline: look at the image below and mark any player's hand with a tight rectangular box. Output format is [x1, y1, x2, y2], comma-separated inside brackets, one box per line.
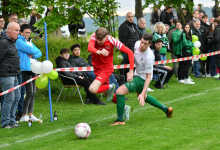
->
[28, 54, 33, 58]
[164, 66, 172, 71]
[138, 93, 146, 106]
[100, 48, 109, 56]
[96, 50, 102, 55]
[127, 70, 134, 82]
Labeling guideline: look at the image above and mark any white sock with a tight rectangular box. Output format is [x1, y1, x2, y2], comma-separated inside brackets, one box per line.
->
[108, 84, 113, 90]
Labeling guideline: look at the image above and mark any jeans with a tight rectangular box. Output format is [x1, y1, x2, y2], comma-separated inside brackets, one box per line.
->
[193, 61, 201, 77]
[17, 72, 25, 116]
[87, 71, 119, 92]
[209, 49, 217, 76]
[0, 76, 20, 127]
[160, 54, 167, 61]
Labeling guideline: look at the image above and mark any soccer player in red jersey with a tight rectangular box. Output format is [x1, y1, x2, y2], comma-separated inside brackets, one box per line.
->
[88, 27, 134, 102]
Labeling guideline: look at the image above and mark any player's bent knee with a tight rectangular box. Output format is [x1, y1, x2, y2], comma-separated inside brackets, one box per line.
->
[89, 85, 97, 94]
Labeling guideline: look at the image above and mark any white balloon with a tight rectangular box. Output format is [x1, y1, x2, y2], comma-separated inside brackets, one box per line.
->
[41, 60, 53, 74]
[194, 41, 201, 48]
[31, 61, 42, 74]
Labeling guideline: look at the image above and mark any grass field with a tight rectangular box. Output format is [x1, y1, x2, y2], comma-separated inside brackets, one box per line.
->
[0, 53, 220, 150]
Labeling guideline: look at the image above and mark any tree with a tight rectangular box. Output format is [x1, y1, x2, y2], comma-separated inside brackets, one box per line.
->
[135, 0, 143, 22]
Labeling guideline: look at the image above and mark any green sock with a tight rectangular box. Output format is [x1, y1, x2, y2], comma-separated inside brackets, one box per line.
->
[145, 94, 167, 113]
[116, 94, 125, 121]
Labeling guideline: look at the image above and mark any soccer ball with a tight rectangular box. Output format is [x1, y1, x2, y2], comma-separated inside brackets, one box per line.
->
[74, 123, 91, 139]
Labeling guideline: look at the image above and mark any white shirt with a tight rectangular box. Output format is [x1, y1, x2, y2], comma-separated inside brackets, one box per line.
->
[134, 41, 155, 80]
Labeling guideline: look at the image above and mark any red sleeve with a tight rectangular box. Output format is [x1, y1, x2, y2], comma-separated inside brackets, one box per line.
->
[120, 45, 134, 70]
[88, 39, 98, 54]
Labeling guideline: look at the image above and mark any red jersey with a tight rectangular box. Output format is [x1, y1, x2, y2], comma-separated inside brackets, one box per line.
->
[88, 33, 134, 71]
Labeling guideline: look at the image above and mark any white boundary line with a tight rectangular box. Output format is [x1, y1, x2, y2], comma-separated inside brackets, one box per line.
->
[0, 87, 219, 148]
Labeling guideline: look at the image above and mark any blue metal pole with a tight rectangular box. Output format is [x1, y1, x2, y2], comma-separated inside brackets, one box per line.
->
[44, 22, 53, 122]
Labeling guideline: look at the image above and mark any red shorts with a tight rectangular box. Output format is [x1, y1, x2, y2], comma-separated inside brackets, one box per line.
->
[94, 67, 112, 85]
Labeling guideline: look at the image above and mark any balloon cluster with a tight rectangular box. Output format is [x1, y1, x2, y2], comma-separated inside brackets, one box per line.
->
[31, 60, 58, 89]
[192, 35, 207, 61]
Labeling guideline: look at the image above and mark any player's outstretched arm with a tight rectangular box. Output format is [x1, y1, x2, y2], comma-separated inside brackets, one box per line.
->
[138, 73, 151, 106]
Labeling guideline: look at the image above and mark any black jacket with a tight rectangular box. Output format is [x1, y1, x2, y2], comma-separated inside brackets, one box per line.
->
[162, 11, 173, 27]
[200, 21, 209, 32]
[205, 30, 213, 51]
[150, 11, 159, 24]
[55, 56, 82, 80]
[210, 24, 220, 52]
[152, 49, 163, 67]
[68, 55, 90, 76]
[118, 21, 141, 52]
[0, 31, 20, 77]
[191, 26, 205, 53]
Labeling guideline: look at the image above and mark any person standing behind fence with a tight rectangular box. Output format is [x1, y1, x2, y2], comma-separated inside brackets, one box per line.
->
[0, 15, 5, 32]
[0, 22, 21, 128]
[150, 6, 159, 33]
[137, 18, 146, 35]
[210, 18, 220, 80]
[151, 22, 169, 61]
[15, 24, 42, 122]
[180, 24, 195, 84]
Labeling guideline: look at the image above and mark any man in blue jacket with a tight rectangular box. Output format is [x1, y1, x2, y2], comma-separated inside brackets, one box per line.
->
[0, 22, 21, 128]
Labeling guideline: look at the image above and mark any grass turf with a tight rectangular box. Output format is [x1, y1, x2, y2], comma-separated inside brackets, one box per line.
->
[1, 54, 220, 150]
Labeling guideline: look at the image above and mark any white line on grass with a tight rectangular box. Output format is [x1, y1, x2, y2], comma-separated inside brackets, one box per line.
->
[0, 87, 219, 148]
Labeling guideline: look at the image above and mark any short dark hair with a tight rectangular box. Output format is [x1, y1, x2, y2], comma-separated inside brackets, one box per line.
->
[202, 15, 208, 19]
[155, 39, 163, 44]
[60, 48, 70, 54]
[214, 18, 220, 24]
[142, 33, 153, 43]
[173, 19, 179, 25]
[8, 13, 17, 18]
[167, 6, 172, 10]
[71, 44, 80, 51]
[0, 15, 3, 19]
[20, 24, 31, 32]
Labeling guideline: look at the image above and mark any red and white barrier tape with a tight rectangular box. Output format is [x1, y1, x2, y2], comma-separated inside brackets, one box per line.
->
[0, 50, 220, 96]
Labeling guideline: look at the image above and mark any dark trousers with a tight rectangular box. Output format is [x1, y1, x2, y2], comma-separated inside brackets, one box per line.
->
[154, 66, 174, 87]
[209, 49, 217, 76]
[114, 74, 125, 86]
[177, 55, 185, 80]
[64, 77, 100, 103]
[214, 54, 220, 71]
[22, 71, 36, 114]
[182, 49, 192, 79]
[17, 72, 25, 116]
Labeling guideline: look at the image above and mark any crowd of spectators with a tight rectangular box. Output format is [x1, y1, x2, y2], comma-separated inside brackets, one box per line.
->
[1, 3, 220, 128]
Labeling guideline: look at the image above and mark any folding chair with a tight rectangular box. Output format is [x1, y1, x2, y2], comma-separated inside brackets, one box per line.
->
[56, 73, 84, 105]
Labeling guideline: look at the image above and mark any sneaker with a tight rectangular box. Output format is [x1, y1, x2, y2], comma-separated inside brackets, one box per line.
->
[15, 113, 22, 121]
[30, 115, 40, 122]
[110, 120, 125, 126]
[166, 107, 173, 118]
[124, 105, 131, 121]
[212, 75, 217, 77]
[10, 123, 23, 128]
[178, 80, 185, 83]
[1, 124, 15, 129]
[85, 98, 92, 104]
[93, 100, 106, 105]
[217, 74, 220, 78]
[184, 79, 195, 84]
[188, 76, 193, 82]
[20, 115, 29, 122]
[107, 83, 116, 102]
[147, 87, 154, 92]
[206, 74, 211, 77]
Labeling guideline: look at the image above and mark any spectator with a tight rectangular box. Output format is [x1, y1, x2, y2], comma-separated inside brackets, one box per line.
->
[164, 24, 170, 34]
[167, 19, 179, 78]
[206, 23, 217, 77]
[56, 48, 106, 105]
[189, 10, 199, 27]
[0, 22, 21, 128]
[171, 5, 178, 19]
[17, 18, 28, 26]
[152, 39, 174, 89]
[3, 13, 18, 30]
[27, 9, 42, 37]
[191, 20, 205, 78]
[212, 4, 220, 18]
[118, 12, 141, 79]
[201, 15, 209, 30]
[209, 17, 215, 25]
[172, 21, 183, 82]
[150, 6, 159, 33]
[210, 18, 220, 80]
[199, 12, 204, 20]
[151, 22, 169, 61]
[180, 24, 195, 84]
[137, 17, 146, 35]
[197, 4, 206, 15]
[0, 15, 5, 32]
[162, 6, 173, 27]
[15, 24, 42, 122]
